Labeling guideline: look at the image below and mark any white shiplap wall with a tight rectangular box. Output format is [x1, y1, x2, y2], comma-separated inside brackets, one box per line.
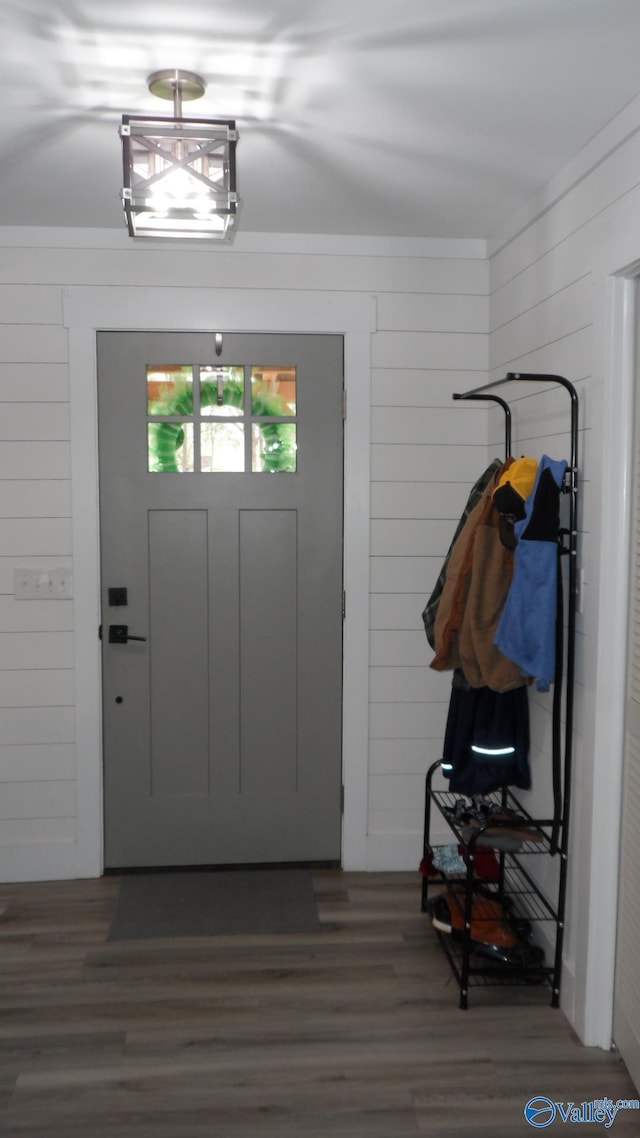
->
[487, 93, 640, 1048]
[0, 231, 489, 881]
[368, 275, 490, 868]
[0, 286, 76, 880]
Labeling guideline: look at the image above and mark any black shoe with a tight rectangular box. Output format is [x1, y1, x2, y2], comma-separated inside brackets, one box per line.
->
[473, 939, 545, 968]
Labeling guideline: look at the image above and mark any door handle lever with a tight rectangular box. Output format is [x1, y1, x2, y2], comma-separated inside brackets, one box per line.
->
[108, 624, 147, 644]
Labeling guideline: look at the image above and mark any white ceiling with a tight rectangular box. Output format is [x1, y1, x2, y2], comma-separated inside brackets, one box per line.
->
[2, 0, 640, 239]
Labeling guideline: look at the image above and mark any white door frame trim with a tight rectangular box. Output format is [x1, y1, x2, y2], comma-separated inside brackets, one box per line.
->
[582, 273, 636, 1045]
[64, 285, 376, 876]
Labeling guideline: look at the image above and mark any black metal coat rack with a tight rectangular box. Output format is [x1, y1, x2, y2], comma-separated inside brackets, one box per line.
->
[422, 372, 579, 1007]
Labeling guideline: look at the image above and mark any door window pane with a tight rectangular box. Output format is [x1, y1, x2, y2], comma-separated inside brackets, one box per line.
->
[149, 422, 194, 472]
[147, 363, 298, 473]
[201, 422, 245, 472]
[251, 367, 296, 416]
[147, 366, 194, 414]
[200, 366, 245, 417]
[252, 423, 297, 473]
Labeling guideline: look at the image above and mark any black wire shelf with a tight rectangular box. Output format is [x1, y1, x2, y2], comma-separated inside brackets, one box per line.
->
[432, 925, 555, 992]
[428, 787, 556, 857]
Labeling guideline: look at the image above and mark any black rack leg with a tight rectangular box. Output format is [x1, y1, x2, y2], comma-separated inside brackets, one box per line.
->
[421, 761, 441, 912]
[551, 852, 568, 1008]
[458, 853, 476, 1010]
[421, 770, 430, 912]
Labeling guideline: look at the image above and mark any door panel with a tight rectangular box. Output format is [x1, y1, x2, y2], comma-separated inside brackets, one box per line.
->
[97, 331, 344, 867]
[239, 509, 298, 795]
[149, 509, 210, 797]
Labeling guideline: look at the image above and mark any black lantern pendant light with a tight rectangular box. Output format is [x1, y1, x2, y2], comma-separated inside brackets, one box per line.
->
[120, 69, 238, 240]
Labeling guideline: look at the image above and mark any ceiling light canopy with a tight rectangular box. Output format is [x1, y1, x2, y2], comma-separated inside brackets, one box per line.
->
[120, 69, 238, 240]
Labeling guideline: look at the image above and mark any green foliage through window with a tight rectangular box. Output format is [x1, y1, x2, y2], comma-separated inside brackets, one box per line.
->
[148, 377, 296, 472]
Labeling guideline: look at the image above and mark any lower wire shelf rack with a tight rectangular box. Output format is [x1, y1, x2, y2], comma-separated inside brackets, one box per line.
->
[422, 760, 565, 1009]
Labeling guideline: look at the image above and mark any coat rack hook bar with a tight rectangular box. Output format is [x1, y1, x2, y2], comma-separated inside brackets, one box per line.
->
[453, 392, 512, 458]
[506, 373, 579, 475]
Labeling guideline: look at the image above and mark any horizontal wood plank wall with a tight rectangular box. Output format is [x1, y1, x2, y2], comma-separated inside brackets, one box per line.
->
[369, 263, 489, 867]
[0, 233, 488, 881]
[487, 110, 640, 1046]
[0, 287, 75, 880]
[489, 218, 595, 1040]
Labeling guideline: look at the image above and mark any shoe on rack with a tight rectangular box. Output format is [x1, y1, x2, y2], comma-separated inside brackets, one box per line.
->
[458, 823, 523, 852]
[470, 885, 533, 941]
[469, 798, 545, 842]
[458, 844, 501, 882]
[425, 892, 457, 935]
[444, 886, 517, 947]
[472, 939, 545, 968]
[427, 884, 535, 947]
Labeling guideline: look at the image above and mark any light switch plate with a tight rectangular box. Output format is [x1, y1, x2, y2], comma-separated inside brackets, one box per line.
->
[14, 567, 73, 600]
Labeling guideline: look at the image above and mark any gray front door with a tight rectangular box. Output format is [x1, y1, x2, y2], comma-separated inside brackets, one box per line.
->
[97, 331, 344, 868]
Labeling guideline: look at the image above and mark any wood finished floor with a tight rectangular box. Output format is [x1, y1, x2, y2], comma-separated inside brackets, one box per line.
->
[0, 871, 637, 1137]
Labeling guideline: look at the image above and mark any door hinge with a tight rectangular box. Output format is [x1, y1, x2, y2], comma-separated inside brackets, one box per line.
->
[342, 590, 346, 620]
[341, 784, 345, 815]
[343, 389, 347, 419]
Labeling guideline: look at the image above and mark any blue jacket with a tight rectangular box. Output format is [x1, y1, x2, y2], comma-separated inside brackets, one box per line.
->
[494, 455, 567, 691]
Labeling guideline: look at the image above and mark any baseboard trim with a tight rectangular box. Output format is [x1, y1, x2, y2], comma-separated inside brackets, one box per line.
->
[0, 841, 76, 883]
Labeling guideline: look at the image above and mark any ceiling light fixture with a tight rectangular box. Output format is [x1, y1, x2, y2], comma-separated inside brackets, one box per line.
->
[120, 69, 238, 240]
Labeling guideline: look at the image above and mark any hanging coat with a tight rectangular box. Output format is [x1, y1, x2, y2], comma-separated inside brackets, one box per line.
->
[494, 455, 568, 691]
[457, 521, 527, 692]
[422, 458, 503, 650]
[430, 456, 526, 691]
[430, 459, 512, 673]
